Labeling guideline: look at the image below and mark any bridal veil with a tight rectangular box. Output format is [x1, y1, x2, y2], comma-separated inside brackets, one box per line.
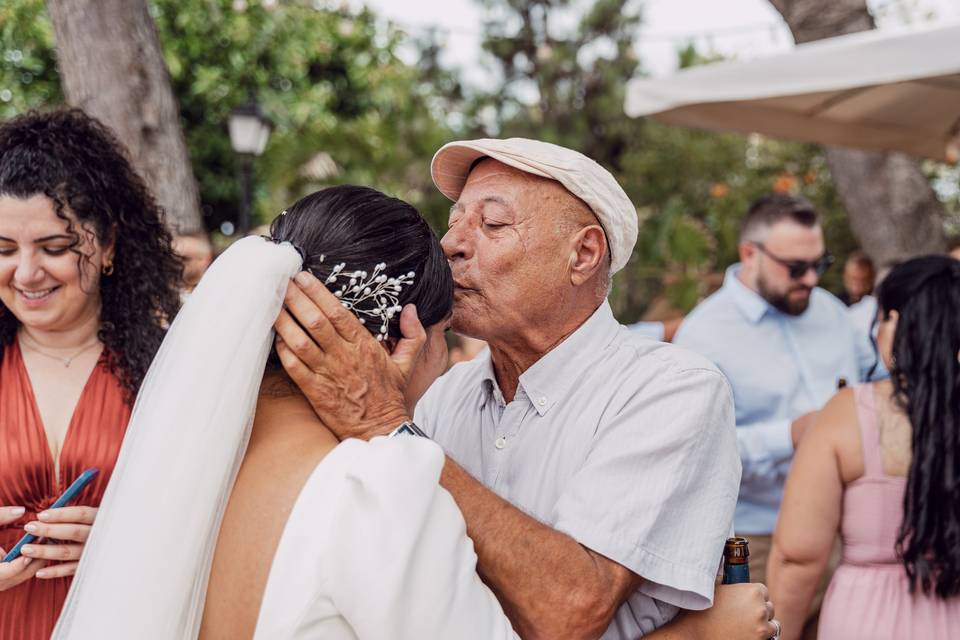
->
[54, 236, 301, 638]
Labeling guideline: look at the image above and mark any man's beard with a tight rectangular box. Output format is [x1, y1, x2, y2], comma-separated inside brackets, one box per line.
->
[757, 273, 812, 316]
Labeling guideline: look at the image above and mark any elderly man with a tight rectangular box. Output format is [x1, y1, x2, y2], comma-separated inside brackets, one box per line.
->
[275, 139, 778, 639]
[673, 194, 879, 638]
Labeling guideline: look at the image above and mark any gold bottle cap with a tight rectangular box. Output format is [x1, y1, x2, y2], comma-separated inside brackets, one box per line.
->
[724, 537, 750, 565]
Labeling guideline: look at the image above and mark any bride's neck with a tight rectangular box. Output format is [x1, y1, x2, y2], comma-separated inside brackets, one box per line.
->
[257, 368, 332, 429]
[259, 367, 302, 398]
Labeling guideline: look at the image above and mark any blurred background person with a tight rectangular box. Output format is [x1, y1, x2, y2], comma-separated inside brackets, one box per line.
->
[842, 251, 879, 346]
[447, 332, 486, 368]
[673, 194, 880, 638]
[0, 109, 181, 640]
[768, 255, 960, 639]
[626, 319, 671, 341]
[838, 250, 875, 306]
[172, 231, 213, 300]
[947, 237, 960, 261]
[626, 272, 723, 342]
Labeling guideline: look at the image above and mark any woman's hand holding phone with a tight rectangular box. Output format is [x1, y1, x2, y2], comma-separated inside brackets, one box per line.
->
[18, 506, 98, 579]
[0, 506, 44, 591]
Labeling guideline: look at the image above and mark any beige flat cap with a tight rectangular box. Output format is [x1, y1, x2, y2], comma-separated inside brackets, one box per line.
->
[431, 137, 638, 274]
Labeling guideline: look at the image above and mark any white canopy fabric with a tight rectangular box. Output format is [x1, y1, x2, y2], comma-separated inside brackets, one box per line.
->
[624, 23, 960, 162]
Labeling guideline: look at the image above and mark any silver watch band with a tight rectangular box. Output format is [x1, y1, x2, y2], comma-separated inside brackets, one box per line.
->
[388, 420, 429, 439]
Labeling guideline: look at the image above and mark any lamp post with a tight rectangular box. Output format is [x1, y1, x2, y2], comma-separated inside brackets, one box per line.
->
[228, 97, 271, 235]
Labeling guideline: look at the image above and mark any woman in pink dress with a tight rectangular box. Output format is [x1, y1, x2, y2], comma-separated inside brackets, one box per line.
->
[767, 255, 960, 639]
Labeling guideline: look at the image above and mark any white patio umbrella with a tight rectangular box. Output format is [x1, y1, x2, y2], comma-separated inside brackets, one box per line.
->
[624, 22, 960, 162]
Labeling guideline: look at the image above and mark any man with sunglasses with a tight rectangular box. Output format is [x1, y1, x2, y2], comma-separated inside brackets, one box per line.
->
[673, 194, 878, 638]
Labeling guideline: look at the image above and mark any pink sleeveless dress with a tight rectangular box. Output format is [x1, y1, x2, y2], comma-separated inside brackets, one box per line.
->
[817, 384, 960, 639]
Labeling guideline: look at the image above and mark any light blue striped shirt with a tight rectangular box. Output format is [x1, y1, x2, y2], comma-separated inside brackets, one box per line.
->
[627, 321, 665, 341]
[673, 265, 880, 534]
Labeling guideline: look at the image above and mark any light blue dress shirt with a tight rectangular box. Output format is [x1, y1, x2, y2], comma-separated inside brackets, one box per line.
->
[673, 265, 881, 534]
[626, 320, 666, 341]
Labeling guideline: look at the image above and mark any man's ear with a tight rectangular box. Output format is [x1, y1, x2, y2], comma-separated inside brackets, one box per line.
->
[569, 225, 607, 287]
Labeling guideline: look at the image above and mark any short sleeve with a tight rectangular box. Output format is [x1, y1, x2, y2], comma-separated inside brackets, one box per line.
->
[552, 368, 740, 610]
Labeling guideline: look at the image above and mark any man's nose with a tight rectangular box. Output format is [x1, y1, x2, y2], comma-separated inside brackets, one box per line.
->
[800, 266, 819, 288]
[441, 221, 472, 262]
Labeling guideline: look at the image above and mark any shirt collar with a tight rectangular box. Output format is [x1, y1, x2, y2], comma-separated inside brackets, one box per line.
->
[520, 300, 620, 416]
[474, 301, 621, 415]
[476, 351, 502, 409]
[724, 263, 772, 325]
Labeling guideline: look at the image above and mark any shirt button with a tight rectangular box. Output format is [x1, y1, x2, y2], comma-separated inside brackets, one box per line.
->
[537, 397, 546, 407]
[495, 436, 507, 449]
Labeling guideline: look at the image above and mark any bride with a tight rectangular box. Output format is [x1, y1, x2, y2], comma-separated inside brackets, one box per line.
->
[53, 185, 516, 639]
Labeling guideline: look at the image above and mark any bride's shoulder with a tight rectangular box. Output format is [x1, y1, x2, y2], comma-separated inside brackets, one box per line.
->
[288, 436, 448, 521]
[326, 436, 445, 486]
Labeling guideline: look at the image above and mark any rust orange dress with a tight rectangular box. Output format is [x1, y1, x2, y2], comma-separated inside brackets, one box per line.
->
[0, 340, 131, 640]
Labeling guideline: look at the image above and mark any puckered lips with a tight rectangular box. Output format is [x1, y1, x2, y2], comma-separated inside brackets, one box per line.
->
[453, 279, 479, 294]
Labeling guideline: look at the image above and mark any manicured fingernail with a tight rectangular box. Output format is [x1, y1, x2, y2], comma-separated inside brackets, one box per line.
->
[21, 545, 35, 555]
[35, 570, 48, 578]
[7, 507, 25, 517]
[295, 272, 310, 285]
[23, 523, 38, 534]
[21, 557, 31, 567]
[37, 511, 50, 521]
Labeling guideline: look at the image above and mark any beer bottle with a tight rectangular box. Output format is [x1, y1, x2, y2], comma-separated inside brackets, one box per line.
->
[722, 537, 750, 584]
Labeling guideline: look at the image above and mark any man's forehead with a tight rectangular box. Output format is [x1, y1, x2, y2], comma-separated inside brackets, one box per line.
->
[762, 220, 824, 255]
[454, 158, 575, 210]
[766, 219, 823, 240]
[461, 158, 536, 187]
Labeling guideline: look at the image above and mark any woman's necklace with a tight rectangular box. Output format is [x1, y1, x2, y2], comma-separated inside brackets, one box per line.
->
[19, 334, 102, 368]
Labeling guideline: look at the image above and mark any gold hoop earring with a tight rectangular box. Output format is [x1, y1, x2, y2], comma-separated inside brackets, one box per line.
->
[102, 262, 114, 276]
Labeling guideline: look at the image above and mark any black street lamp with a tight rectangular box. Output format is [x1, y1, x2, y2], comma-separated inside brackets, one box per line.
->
[228, 97, 271, 235]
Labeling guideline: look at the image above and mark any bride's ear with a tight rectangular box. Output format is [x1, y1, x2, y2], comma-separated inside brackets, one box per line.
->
[383, 336, 399, 353]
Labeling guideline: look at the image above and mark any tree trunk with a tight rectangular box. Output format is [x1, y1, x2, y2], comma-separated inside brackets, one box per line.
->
[46, 0, 203, 234]
[769, 0, 946, 267]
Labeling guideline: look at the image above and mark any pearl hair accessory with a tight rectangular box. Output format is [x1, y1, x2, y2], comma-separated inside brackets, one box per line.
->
[322, 261, 416, 341]
[266, 221, 413, 341]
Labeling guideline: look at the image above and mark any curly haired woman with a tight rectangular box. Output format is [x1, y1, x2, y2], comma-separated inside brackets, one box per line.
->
[0, 109, 182, 639]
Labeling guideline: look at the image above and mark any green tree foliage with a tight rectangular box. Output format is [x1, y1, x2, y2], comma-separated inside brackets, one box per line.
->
[463, 0, 855, 320]
[0, 0, 455, 235]
[0, 1, 61, 117]
[1, 0, 864, 317]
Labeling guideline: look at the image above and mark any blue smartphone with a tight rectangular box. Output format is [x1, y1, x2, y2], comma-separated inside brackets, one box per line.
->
[2, 468, 99, 563]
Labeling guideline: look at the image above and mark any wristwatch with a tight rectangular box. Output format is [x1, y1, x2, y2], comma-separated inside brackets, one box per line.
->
[388, 420, 429, 439]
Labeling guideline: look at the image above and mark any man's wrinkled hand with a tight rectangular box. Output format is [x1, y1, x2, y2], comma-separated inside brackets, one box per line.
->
[273, 271, 426, 440]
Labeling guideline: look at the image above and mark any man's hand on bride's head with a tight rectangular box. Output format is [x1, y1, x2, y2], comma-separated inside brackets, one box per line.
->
[273, 271, 426, 440]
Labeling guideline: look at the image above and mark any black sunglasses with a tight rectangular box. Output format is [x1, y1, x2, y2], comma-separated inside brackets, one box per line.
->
[754, 243, 834, 279]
